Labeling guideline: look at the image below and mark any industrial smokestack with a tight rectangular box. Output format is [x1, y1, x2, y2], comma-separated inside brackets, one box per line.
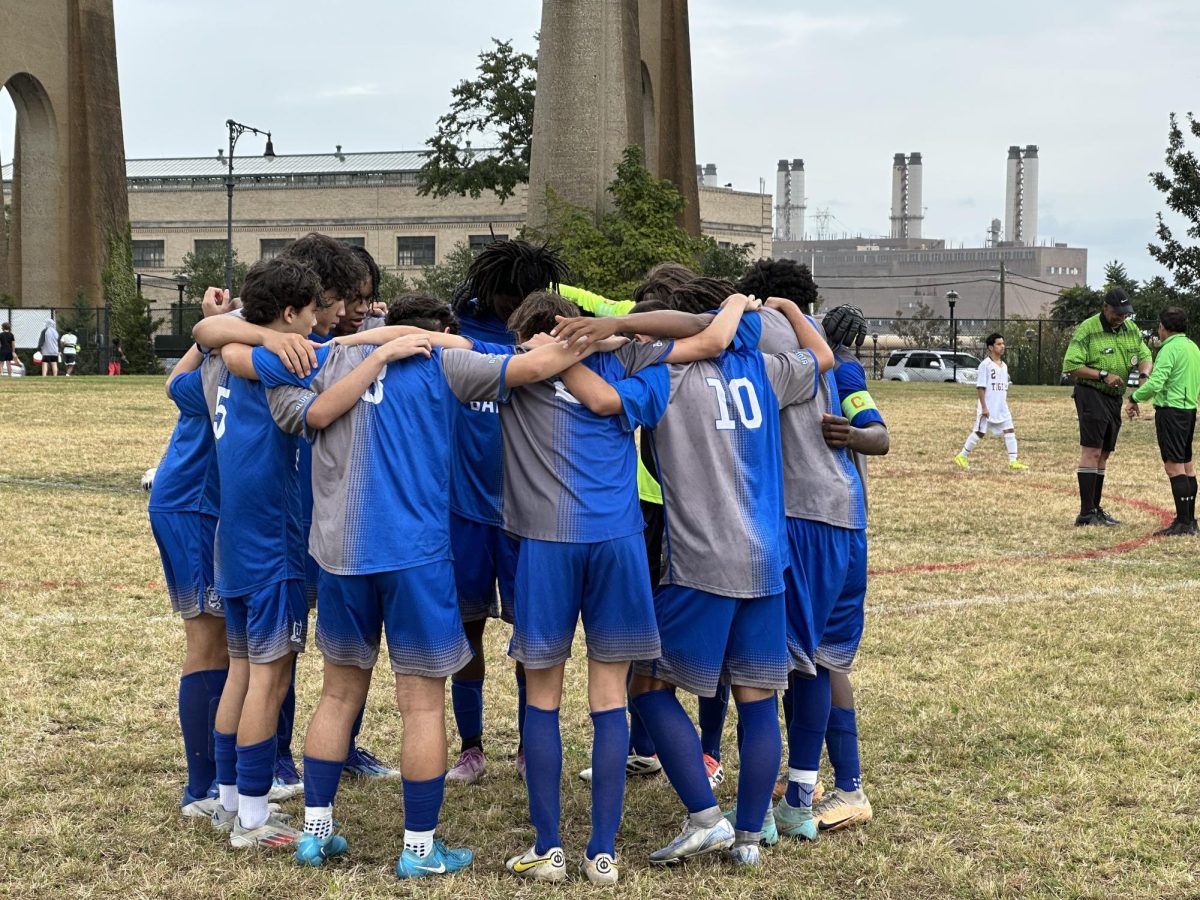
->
[1004, 145, 1021, 244]
[791, 158, 806, 241]
[775, 160, 790, 240]
[890, 153, 906, 239]
[704, 163, 717, 188]
[906, 152, 923, 239]
[1022, 145, 1039, 246]
[988, 218, 1001, 248]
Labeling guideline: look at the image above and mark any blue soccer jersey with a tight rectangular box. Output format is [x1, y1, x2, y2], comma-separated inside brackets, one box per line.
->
[615, 315, 819, 598]
[200, 354, 305, 596]
[448, 335, 514, 526]
[149, 368, 220, 516]
[255, 343, 455, 575]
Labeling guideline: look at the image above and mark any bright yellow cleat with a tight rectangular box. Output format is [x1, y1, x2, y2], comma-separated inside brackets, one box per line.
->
[812, 788, 873, 833]
[954, 454, 970, 469]
[1008, 460, 1030, 470]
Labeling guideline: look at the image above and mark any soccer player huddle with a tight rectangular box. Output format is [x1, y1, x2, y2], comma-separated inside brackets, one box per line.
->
[148, 234, 889, 884]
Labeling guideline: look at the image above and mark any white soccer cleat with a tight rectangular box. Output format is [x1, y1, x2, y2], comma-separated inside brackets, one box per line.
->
[141, 467, 157, 491]
[579, 752, 661, 781]
[582, 852, 619, 885]
[505, 845, 568, 882]
[649, 815, 735, 865]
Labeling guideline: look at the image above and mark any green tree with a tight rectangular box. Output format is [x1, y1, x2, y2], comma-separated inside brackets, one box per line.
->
[417, 39, 536, 203]
[62, 289, 100, 374]
[526, 146, 716, 300]
[1102, 260, 1139, 295]
[696, 238, 753, 284]
[891, 301, 948, 348]
[105, 226, 160, 374]
[377, 270, 414, 306]
[1049, 284, 1103, 323]
[176, 246, 248, 301]
[1150, 113, 1200, 292]
[414, 241, 475, 301]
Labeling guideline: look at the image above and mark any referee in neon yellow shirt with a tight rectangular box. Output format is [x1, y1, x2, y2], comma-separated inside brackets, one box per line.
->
[1127, 306, 1200, 536]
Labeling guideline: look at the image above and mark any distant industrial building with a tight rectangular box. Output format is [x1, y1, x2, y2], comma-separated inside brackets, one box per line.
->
[772, 145, 1086, 320]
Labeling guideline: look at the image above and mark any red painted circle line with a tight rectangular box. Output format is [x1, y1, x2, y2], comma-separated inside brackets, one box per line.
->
[870, 479, 1175, 577]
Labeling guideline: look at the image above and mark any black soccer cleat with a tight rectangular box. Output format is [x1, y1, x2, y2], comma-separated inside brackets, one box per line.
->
[1094, 507, 1120, 526]
[1154, 519, 1196, 537]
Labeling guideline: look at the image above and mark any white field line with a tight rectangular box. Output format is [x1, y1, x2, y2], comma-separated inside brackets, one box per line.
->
[870, 578, 1200, 616]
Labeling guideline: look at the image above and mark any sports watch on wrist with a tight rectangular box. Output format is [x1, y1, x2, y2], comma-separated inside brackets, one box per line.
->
[1098, 370, 1108, 380]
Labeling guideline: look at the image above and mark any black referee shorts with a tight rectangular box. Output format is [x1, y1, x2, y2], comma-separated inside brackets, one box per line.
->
[1154, 406, 1196, 464]
[1074, 386, 1123, 452]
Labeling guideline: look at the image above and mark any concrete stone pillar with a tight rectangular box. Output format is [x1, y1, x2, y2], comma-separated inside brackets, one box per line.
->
[645, 0, 700, 236]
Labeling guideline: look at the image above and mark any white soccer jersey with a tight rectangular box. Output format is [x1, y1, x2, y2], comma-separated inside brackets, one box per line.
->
[976, 357, 1011, 424]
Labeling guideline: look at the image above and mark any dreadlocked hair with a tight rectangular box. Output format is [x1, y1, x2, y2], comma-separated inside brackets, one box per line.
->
[279, 233, 369, 301]
[348, 245, 381, 300]
[506, 291, 581, 343]
[461, 240, 570, 322]
[736, 258, 818, 311]
[668, 277, 737, 315]
[385, 293, 460, 333]
[632, 262, 696, 305]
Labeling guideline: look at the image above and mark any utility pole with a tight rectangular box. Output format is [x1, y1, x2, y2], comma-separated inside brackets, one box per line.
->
[999, 261, 1006, 323]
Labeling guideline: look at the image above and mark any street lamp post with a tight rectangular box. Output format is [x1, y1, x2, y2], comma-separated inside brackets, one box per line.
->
[871, 332, 879, 380]
[946, 290, 959, 382]
[225, 119, 275, 297]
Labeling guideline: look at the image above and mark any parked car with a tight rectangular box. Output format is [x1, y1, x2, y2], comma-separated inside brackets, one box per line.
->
[882, 349, 980, 384]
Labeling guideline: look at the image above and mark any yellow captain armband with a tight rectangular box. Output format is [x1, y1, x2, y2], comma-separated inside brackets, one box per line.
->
[841, 390, 878, 420]
[557, 284, 635, 318]
[637, 457, 662, 505]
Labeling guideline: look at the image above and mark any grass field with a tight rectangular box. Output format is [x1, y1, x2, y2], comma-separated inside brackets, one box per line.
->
[1, 375, 1198, 899]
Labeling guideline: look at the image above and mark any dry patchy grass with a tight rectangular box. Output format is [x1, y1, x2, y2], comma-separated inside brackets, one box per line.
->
[1, 376, 1198, 899]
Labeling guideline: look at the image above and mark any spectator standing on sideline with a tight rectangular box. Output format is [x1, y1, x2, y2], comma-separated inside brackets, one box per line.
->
[60, 328, 79, 376]
[1061, 289, 1152, 527]
[0, 323, 17, 376]
[1126, 307, 1200, 536]
[38, 318, 60, 377]
[109, 337, 128, 376]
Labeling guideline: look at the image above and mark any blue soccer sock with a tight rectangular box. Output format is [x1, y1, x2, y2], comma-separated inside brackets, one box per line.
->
[733, 695, 782, 834]
[179, 669, 226, 797]
[632, 689, 716, 814]
[628, 694, 655, 756]
[451, 677, 485, 751]
[214, 729, 238, 810]
[587, 707, 629, 859]
[698, 683, 730, 762]
[235, 735, 276, 798]
[302, 755, 345, 839]
[515, 668, 528, 752]
[782, 681, 794, 735]
[523, 705, 562, 852]
[827, 705, 862, 793]
[786, 668, 830, 808]
[276, 657, 297, 760]
[402, 773, 446, 832]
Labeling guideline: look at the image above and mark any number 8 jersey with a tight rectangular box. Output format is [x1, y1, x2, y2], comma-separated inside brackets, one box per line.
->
[620, 315, 821, 599]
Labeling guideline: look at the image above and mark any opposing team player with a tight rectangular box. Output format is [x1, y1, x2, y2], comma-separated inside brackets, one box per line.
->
[955, 332, 1029, 470]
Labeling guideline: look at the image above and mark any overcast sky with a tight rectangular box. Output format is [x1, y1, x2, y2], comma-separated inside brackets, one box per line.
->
[3, 0, 1197, 281]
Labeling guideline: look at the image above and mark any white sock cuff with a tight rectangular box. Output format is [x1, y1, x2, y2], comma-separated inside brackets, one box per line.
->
[403, 828, 435, 857]
[788, 768, 819, 785]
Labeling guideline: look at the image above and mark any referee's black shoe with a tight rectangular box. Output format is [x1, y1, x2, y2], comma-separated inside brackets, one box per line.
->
[1154, 519, 1197, 537]
[1094, 507, 1120, 526]
[1075, 510, 1102, 526]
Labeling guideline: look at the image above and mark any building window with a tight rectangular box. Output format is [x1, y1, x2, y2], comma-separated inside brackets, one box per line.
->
[132, 240, 165, 268]
[194, 239, 226, 257]
[717, 241, 732, 250]
[397, 236, 436, 267]
[339, 237, 366, 248]
[260, 238, 293, 260]
[469, 233, 509, 254]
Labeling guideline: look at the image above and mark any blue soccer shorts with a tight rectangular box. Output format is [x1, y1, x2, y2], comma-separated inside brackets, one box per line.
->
[783, 518, 862, 677]
[636, 586, 789, 697]
[509, 535, 660, 669]
[316, 562, 472, 678]
[814, 530, 868, 674]
[450, 513, 519, 624]
[149, 510, 223, 620]
[223, 579, 307, 664]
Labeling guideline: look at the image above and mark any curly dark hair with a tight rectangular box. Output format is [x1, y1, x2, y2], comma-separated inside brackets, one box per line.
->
[240, 257, 323, 326]
[279, 233, 369, 302]
[632, 262, 696, 305]
[667, 277, 737, 315]
[461, 240, 570, 322]
[736, 258, 818, 311]
[385, 293, 460, 333]
[506, 291, 581, 343]
[347, 244, 381, 300]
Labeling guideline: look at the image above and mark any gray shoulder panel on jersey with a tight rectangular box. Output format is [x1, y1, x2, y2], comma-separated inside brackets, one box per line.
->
[616, 338, 672, 375]
[441, 348, 506, 403]
[200, 353, 229, 421]
[267, 385, 316, 436]
[762, 350, 819, 408]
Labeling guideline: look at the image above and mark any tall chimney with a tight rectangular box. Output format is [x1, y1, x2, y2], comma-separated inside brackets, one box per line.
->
[906, 152, 923, 239]
[704, 162, 717, 187]
[791, 158, 806, 241]
[775, 159, 790, 240]
[988, 217, 1001, 248]
[1004, 145, 1021, 244]
[890, 153, 906, 239]
[1022, 145, 1039, 246]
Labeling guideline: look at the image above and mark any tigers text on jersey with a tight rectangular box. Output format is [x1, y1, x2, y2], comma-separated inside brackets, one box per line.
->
[148, 369, 220, 516]
[254, 343, 455, 576]
[441, 339, 673, 544]
[200, 354, 305, 596]
[619, 315, 820, 598]
[758, 309, 865, 530]
[976, 357, 1011, 423]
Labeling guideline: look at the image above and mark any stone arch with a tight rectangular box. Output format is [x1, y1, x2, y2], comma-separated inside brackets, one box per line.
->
[4, 73, 61, 305]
